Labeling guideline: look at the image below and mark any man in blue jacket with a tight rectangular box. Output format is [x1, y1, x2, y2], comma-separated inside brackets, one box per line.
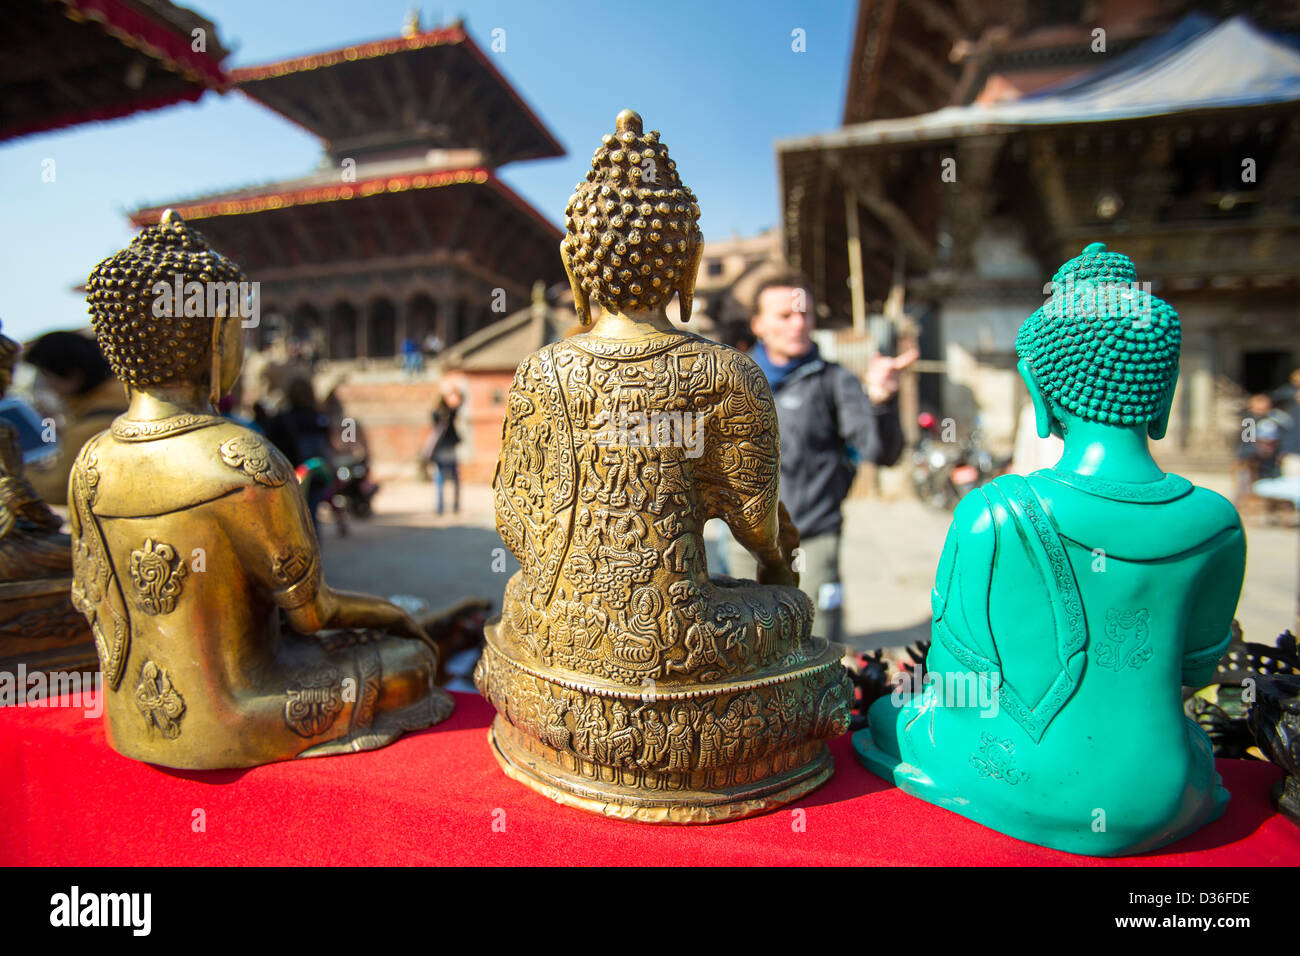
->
[727, 274, 911, 644]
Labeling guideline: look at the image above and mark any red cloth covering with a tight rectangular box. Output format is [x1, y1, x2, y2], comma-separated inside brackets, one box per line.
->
[2, 692, 1297, 866]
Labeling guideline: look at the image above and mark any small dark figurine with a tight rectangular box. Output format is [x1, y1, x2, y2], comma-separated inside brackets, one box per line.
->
[1185, 626, 1299, 758]
[847, 643, 930, 731]
[1247, 639, 1300, 828]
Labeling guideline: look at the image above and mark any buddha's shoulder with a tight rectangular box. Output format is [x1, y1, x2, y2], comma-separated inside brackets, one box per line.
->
[542, 331, 734, 361]
[948, 485, 1000, 538]
[75, 421, 296, 516]
[1028, 471, 1243, 557]
[1178, 483, 1244, 537]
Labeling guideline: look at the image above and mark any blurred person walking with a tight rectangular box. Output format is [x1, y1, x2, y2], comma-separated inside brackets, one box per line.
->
[1235, 393, 1290, 520]
[401, 336, 423, 376]
[1272, 367, 1300, 477]
[423, 384, 463, 515]
[265, 378, 344, 535]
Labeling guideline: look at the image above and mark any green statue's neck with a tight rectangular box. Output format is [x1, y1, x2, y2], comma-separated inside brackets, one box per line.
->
[1053, 415, 1164, 483]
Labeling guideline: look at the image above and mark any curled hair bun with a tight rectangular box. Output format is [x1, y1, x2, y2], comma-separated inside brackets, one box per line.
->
[1017, 243, 1179, 427]
[86, 210, 244, 388]
[562, 110, 702, 320]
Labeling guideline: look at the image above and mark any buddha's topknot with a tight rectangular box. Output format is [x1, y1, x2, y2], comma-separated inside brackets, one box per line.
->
[1016, 243, 1180, 427]
[562, 109, 702, 317]
[86, 210, 245, 388]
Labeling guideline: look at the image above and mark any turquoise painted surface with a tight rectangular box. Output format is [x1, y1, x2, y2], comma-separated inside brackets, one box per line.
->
[856, 245, 1246, 856]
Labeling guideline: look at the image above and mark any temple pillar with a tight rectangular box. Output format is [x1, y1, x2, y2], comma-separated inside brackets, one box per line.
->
[844, 187, 866, 334]
[357, 309, 371, 361]
[395, 297, 410, 353]
[1176, 330, 1216, 454]
[436, 296, 456, 347]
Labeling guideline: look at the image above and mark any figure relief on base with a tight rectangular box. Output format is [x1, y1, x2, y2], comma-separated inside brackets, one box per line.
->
[857, 243, 1246, 856]
[73, 211, 452, 769]
[475, 110, 852, 823]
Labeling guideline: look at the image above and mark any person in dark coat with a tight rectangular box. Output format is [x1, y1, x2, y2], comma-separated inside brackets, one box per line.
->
[424, 386, 462, 515]
[726, 273, 913, 644]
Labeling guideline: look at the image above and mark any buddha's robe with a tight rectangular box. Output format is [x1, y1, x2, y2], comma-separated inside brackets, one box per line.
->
[492, 329, 815, 687]
[68, 419, 439, 768]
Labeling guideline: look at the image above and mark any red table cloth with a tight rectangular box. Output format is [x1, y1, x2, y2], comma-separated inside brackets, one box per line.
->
[2, 691, 1297, 866]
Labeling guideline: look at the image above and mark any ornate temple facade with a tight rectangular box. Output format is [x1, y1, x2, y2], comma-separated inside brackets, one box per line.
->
[778, 1, 1300, 460]
[129, 21, 567, 362]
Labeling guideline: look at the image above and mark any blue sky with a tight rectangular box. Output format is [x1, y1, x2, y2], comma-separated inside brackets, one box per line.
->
[0, 0, 855, 342]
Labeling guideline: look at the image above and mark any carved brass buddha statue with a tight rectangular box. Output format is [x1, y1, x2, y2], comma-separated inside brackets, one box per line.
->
[73, 211, 452, 768]
[475, 110, 852, 823]
[857, 244, 1245, 855]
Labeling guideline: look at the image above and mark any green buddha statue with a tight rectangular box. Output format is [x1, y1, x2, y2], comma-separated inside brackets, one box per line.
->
[856, 243, 1246, 856]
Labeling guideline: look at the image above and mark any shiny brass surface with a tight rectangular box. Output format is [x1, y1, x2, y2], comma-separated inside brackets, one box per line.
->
[475, 110, 852, 823]
[0, 331, 96, 680]
[72, 211, 451, 768]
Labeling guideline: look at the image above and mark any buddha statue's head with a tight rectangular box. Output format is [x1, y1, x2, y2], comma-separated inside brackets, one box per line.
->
[1017, 242, 1180, 441]
[86, 210, 246, 406]
[561, 109, 703, 325]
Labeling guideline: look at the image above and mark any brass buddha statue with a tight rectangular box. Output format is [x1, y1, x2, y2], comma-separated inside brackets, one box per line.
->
[0, 327, 96, 675]
[73, 211, 452, 768]
[475, 110, 852, 822]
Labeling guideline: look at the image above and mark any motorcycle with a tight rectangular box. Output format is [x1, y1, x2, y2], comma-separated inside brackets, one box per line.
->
[911, 412, 1005, 509]
[332, 454, 379, 519]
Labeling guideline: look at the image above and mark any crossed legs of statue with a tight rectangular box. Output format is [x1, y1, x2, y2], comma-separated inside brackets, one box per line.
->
[725, 530, 843, 645]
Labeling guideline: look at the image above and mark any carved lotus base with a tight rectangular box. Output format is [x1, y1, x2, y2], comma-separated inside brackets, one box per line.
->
[487, 717, 835, 824]
[475, 619, 853, 824]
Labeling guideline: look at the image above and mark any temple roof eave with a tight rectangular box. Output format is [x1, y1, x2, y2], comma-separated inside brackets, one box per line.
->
[0, 0, 230, 143]
[226, 24, 564, 166]
[128, 167, 562, 244]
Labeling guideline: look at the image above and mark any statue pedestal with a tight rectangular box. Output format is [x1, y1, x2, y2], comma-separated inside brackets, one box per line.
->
[476, 618, 850, 824]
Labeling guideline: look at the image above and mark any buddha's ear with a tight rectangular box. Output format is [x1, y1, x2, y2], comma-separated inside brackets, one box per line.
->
[1018, 358, 1055, 439]
[676, 238, 703, 323]
[1148, 365, 1179, 440]
[209, 311, 245, 408]
[561, 241, 590, 326]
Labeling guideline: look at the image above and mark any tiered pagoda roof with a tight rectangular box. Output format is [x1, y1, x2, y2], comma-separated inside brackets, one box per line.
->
[128, 20, 568, 348]
[229, 23, 563, 167]
[2, 0, 229, 143]
[129, 161, 562, 300]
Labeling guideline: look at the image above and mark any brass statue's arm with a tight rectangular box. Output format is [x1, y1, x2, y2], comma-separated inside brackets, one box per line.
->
[709, 354, 799, 587]
[728, 501, 798, 588]
[236, 474, 433, 652]
[285, 587, 433, 652]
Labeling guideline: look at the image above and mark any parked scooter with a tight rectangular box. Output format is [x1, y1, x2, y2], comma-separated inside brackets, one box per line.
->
[332, 453, 379, 519]
[911, 413, 1006, 509]
[911, 412, 959, 510]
